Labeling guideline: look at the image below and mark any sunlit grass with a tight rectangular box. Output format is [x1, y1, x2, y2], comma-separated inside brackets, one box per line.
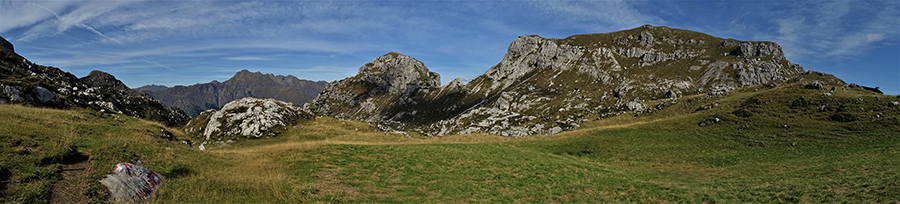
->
[2, 72, 898, 203]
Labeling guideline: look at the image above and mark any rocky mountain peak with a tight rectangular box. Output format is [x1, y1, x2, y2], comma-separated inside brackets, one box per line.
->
[226, 69, 274, 84]
[80, 70, 131, 92]
[357, 52, 441, 95]
[305, 52, 444, 123]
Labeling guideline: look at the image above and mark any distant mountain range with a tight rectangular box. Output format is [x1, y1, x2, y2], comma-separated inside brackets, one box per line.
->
[135, 70, 326, 117]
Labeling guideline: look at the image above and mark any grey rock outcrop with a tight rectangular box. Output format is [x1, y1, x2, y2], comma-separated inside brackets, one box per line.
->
[806, 80, 825, 89]
[0, 84, 24, 103]
[626, 101, 646, 112]
[732, 42, 786, 60]
[100, 163, 162, 203]
[185, 97, 312, 143]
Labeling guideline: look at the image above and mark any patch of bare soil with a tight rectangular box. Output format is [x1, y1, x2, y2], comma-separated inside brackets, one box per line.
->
[51, 152, 89, 204]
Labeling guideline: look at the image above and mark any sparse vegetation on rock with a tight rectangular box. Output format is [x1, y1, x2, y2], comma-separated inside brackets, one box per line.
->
[185, 97, 313, 147]
[307, 25, 807, 136]
[0, 36, 189, 126]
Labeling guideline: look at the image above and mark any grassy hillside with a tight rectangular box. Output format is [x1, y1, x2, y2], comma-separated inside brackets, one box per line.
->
[1, 72, 898, 203]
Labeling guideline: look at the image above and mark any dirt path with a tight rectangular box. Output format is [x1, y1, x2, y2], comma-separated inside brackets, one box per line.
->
[51, 153, 89, 204]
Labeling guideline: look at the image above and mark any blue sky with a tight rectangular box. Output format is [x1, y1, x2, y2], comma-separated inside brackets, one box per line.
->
[1, 0, 898, 94]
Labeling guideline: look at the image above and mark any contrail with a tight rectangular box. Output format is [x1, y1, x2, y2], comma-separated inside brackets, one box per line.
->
[27, 2, 176, 72]
[27, 2, 124, 45]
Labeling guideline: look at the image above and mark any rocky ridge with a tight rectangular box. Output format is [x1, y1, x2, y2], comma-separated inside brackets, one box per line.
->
[185, 97, 312, 147]
[0, 36, 189, 126]
[137, 69, 327, 117]
[308, 25, 807, 136]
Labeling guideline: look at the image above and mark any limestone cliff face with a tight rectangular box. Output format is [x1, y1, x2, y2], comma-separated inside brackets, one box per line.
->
[311, 25, 808, 136]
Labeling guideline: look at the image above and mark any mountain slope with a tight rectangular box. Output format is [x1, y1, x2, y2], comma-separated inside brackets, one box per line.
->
[0, 36, 189, 126]
[2, 68, 897, 202]
[138, 69, 327, 117]
[308, 25, 807, 136]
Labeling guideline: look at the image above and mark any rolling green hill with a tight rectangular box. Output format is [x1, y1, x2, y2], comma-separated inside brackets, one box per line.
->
[2, 71, 897, 203]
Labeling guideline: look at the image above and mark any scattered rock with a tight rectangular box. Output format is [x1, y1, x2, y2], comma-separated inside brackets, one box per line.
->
[890, 101, 899, 107]
[150, 128, 175, 141]
[791, 142, 796, 147]
[626, 101, 645, 112]
[665, 90, 678, 99]
[805, 80, 824, 89]
[698, 122, 706, 127]
[100, 163, 162, 203]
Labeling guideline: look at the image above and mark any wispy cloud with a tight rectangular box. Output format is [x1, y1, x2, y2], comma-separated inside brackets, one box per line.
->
[2, 0, 896, 93]
[223, 56, 269, 61]
[765, 1, 899, 61]
[532, 0, 665, 31]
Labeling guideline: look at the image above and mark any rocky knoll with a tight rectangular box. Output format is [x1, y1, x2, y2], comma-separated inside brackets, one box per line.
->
[184, 97, 312, 147]
[0, 36, 189, 126]
[309, 25, 807, 136]
[306, 52, 442, 125]
[137, 69, 326, 117]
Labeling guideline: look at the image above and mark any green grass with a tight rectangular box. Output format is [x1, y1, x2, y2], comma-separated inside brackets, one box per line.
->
[1, 73, 898, 203]
[0, 105, 199, 203]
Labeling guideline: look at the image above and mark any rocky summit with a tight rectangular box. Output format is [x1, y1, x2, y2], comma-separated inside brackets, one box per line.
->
[184, 97, 313, 147]
[137, 69, 326, 117]
[308, 25, 807, 136]
[306, 52, 441, 124]
[0, 36, 189, 126]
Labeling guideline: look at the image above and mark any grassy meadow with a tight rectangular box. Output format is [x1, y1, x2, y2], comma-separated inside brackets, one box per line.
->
[1, 75, 899, 203]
